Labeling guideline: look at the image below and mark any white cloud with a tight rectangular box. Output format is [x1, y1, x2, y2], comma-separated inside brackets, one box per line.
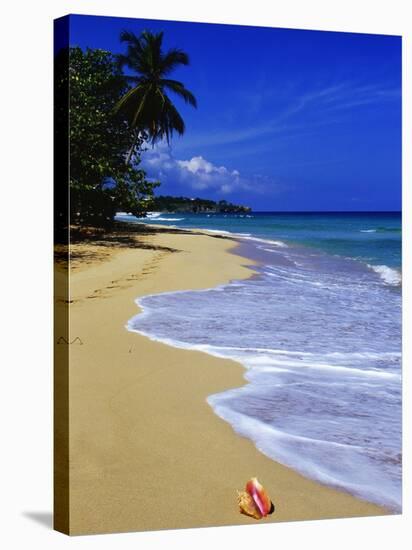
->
[141, 145, 252, 195]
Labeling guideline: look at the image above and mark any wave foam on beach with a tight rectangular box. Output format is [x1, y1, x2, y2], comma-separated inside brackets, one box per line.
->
[367, 264, 402, 286]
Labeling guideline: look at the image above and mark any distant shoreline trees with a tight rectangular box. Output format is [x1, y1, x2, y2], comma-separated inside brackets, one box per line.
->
[148, 196, 251, 214]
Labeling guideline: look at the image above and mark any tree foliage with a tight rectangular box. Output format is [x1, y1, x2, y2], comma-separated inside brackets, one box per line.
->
[56, 47, 159, 227]
[149, 196, 251, 213]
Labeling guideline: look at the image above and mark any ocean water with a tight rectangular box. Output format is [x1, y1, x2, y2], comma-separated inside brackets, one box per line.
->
[121, 212, 402, 511]
[116, 211, 401, 273]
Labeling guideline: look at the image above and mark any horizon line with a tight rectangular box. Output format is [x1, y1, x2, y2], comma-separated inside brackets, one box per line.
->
[246, 210, 401, 213]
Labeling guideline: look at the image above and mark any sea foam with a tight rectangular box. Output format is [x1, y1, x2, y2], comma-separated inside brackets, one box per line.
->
[368, 264, 402, 286]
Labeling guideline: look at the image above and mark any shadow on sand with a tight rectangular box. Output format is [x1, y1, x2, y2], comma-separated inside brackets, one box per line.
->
[55, 221, 232, 266]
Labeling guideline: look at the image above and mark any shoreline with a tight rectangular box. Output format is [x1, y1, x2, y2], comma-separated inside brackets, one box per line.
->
[58, 223, 389, 535]
[118, 215, 402, 288]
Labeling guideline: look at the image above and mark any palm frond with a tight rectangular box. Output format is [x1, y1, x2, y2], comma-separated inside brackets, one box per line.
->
[113, 83, 146, 115]
[139, 31, 164, 72]
[162, 99, 185, 141]
[152, 89, 185, 143]
[131, 87, 151, 128]
[160, 49, 190, 75]
[119, 30, 149, 73]
[161, 79, 197, 107]
[119, 30, 142, 50]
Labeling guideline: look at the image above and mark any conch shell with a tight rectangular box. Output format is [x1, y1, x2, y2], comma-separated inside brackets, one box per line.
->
[237, 477, 273, 519]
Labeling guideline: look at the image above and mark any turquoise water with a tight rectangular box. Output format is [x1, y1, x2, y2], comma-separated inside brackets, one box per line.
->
[117, 211, 401, 271]
[120, 211, 402, 511]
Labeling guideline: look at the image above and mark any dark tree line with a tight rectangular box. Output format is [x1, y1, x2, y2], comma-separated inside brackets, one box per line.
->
[150, 196, 251, 213]
[55, 47, 159, 229]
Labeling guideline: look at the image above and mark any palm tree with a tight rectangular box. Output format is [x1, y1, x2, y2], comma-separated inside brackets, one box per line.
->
[115, 30, 197, 165]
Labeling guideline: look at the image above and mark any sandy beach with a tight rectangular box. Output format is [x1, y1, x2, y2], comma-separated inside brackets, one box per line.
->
[54, 224, 388, 535]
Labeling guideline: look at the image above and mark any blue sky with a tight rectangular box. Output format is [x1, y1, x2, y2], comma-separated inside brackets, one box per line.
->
[67, 14, 401, 211]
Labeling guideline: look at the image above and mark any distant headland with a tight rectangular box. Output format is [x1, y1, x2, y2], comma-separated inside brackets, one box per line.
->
[148, 195, 251, 214]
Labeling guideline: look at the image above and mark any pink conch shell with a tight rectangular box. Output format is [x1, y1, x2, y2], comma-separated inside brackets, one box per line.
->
[237, 477, 273, 519]
[237, 490, 262, 520]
